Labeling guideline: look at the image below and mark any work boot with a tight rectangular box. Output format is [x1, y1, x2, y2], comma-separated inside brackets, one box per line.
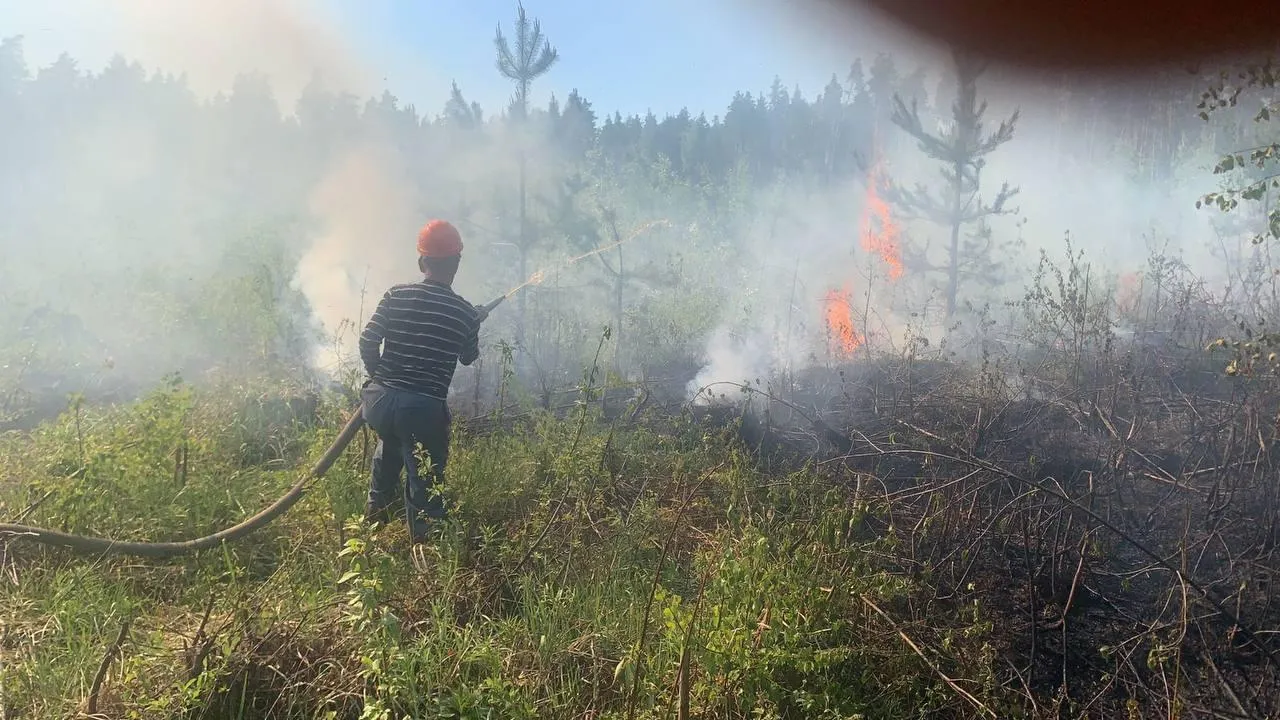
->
[409, 520, 433, 545]
[408, 509, 445, 545]
[364, 505, 392, 527]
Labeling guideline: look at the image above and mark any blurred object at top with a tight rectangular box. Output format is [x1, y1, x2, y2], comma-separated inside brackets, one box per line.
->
[839, 0, 1280, 71]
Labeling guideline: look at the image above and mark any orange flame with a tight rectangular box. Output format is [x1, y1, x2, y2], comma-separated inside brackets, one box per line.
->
[1116, 271, 1142, 316]
[823, 287, 864, 358]
[860, 159, 904, 280]
[822, 150, 900, 361]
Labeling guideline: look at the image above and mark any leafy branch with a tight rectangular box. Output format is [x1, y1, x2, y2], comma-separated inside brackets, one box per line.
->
[1198, 57, 1280, 243]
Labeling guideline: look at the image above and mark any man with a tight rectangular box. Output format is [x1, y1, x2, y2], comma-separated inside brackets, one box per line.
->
[358, 219, 487, 542]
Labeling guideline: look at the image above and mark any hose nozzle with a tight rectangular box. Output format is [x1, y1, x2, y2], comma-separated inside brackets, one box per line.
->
[476, 294, 506, 322]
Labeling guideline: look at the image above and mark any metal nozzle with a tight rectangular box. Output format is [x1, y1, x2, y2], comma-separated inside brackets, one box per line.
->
[480, 294, 507, 314]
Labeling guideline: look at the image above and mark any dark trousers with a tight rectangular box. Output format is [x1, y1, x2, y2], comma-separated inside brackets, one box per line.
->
[361, 382, 451, 539]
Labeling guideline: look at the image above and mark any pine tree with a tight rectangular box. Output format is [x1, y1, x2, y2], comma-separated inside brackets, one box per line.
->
[558, 89, 596, 160]
[494, 2, 559, 353]
[815, 75, 844, 183]
[886, 48, 1020, 321]
[443, 80, 483, 129]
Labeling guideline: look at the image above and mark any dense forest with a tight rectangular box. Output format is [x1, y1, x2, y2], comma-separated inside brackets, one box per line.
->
[4, 8, 1280, 717]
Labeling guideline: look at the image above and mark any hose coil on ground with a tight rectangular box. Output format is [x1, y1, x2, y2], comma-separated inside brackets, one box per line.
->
[0, 410, 367, 559]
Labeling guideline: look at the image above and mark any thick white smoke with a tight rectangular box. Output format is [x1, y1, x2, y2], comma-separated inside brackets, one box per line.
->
[14, 0, 369, 105]
[687, 326, 776, 403]
[292, 142, 424, 375]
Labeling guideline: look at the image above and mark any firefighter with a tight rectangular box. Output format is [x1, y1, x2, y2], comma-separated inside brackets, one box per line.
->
[358, 219, 486, 542]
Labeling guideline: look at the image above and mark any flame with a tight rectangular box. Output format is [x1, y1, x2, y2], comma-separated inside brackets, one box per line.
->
[820, 152, 899, 361]
[1116, 271, 1141, 316]
[859, 160, 904, 280]
[823, 287, 864, 358]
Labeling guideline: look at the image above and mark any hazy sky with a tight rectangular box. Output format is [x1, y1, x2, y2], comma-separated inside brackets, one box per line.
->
[2, 0, 939, 119]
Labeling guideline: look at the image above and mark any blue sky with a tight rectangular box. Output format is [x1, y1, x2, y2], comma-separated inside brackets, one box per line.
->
[4, 0, 936, 120]
[323, 0, 892, 119]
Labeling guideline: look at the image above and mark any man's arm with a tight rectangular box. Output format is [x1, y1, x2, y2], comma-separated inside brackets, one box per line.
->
[459, 308, 481, 367]
[359, 291, 392, 378]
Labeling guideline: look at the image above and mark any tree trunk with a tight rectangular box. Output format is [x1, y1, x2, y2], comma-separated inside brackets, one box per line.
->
[946, 160, 963, 320]
[516, 78, 530, 367]
[614, 243, 624, 378]
[518, 149, 528, 354]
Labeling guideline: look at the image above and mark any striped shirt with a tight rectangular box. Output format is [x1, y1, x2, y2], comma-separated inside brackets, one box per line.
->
[359, 279, 481, 400]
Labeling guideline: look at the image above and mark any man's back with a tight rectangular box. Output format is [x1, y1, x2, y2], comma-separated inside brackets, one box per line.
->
[359, 279, 481, 400]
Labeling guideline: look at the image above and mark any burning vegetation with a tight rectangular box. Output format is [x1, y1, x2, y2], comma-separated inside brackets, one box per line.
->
[823, 286, 864, 357]
[859, 155, 905, 282]
[821, 153, 902, 359]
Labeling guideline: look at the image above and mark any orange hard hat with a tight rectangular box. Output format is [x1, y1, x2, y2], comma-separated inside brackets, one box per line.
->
[417, 219, 463, 258]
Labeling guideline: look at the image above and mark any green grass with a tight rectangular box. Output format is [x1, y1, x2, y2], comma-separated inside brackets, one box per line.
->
[0, 378, 1011, 719]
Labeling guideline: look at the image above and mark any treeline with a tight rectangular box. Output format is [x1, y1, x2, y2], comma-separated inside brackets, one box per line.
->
[0, 33, 1233, 210]
[0, 24, 1268, 402]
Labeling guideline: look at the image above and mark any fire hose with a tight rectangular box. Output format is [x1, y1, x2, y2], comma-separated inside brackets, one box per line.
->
[0, 294, 510, 559]
[0, 220, 663, 559]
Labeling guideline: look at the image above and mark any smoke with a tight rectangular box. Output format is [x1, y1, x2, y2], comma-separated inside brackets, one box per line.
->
[291, 118, 562, 378]
[4, 0, 568, 406]
[679, 65, 1236, 399]
[8, 1, 488, 384]
[0, 0, 406, 401]
[293, 141, 425, 374]
[15, 0, 373, 104]
[2, 0, 1262, 419]
[680, 167, 920, 400]
[688, 326, 775, 403]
